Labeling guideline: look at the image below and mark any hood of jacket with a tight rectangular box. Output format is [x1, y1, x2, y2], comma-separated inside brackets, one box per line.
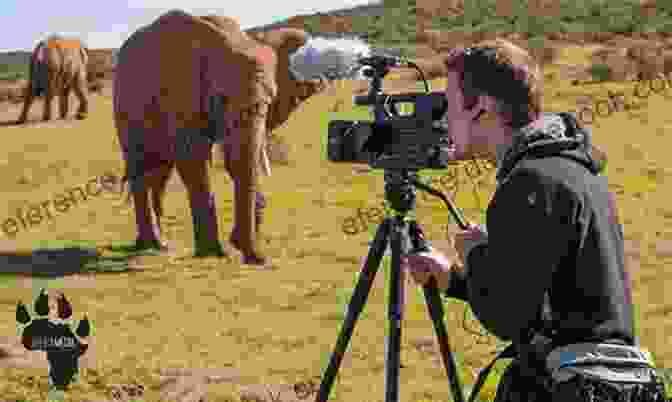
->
[496, 112, 605, 183]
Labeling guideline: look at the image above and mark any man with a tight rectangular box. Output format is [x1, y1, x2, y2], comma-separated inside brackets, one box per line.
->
[402, 39, 666, 402]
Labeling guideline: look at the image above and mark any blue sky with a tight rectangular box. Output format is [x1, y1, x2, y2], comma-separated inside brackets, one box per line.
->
[0, 0, 377, 52]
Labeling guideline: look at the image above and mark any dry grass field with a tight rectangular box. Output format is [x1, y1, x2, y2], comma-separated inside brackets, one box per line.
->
[0, 44, 670, 402]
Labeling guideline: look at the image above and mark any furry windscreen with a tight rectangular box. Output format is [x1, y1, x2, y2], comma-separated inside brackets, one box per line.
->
[289, 36, 371, 81]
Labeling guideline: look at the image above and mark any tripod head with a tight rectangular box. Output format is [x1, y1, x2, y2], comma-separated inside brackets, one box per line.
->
[383, 169, 418, 216]
[383, 167, 469, 231]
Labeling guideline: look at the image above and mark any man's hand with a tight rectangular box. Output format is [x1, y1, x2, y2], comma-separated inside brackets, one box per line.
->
[401, 247, 457, 292]
[454, 223, 488, 264]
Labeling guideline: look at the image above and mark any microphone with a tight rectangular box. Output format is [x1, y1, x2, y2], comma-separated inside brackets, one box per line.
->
[358, 54, 412, 69]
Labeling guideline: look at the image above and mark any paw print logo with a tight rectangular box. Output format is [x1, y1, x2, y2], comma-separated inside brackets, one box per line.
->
[16, 289, 91, 392]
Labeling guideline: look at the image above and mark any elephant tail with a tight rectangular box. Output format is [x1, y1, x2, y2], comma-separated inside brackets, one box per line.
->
[29, 42, 49, 97]
[117, 168, 132, 205]
[117, 158, 174, 204]
[79, 46, 89, 66]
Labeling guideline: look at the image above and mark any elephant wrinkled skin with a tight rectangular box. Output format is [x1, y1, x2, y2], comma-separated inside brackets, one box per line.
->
[113, 10, 328, 264]
[18, 35, 89, 124]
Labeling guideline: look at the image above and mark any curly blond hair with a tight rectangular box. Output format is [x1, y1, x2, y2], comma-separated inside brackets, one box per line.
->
[442, 38, 543, 129]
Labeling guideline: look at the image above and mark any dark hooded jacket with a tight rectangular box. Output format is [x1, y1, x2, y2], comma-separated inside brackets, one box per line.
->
[444, 112, 635, 348]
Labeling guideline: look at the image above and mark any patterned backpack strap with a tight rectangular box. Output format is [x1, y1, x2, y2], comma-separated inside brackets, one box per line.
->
[556, 112, 606, 174]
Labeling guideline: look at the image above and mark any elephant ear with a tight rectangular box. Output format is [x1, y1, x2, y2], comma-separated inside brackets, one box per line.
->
[254, 28, 309, 57]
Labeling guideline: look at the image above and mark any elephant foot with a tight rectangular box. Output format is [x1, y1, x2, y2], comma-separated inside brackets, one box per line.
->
[194, 241, 227, 258]
[133, 237, 169, 252]
[229, 230, 267, 265]
[229, 229, 242, 252]
[76, 112, 87, 120]
[242, 253, 268, 265]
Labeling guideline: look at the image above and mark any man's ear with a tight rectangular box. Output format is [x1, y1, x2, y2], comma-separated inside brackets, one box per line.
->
[466, 95, 487, 121]
[472, 95, 502, 121]
[475, 95, 498, 114]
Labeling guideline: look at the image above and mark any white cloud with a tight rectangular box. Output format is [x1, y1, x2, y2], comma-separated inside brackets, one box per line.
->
[1, 1, 379, 51]
[124, 0, 377, 29]
[82, 26, 133, 49]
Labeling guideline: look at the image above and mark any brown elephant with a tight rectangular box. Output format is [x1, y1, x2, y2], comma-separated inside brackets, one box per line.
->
[17, 35, 89, 124]
[113, 10, 330, 264]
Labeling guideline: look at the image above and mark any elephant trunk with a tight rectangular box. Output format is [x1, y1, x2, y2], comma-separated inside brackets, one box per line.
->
[233, 101, 269, 264]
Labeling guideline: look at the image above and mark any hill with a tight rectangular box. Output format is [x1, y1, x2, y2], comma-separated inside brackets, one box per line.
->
[258, 0, 671, 56]
[1, 0, 671, 99]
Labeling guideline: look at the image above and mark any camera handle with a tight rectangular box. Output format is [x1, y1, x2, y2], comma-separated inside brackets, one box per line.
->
[353, 54, 430, 122]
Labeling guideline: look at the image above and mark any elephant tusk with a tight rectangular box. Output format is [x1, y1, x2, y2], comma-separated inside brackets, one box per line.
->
[261, 144, 271, 176]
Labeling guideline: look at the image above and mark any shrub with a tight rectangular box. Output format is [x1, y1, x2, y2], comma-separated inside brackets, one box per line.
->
[588, 63, 613, 82]
[527, 36, 559, 66]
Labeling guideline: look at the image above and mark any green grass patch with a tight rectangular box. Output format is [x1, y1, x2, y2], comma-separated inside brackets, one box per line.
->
[0, 63, 27, 81]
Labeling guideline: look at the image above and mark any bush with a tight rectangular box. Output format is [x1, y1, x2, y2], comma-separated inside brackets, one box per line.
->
[0, 72, 26, 82]
[472, 19, 514, 37]
[0, 63, 27, 82]
[589, 63, 613, 82]
[527, 36, 559, 66]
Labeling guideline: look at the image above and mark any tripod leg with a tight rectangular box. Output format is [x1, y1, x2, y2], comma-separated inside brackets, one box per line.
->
[315, 219, 391, 402]
[423, 280, 466, 402]
[385, 219, 409, 402]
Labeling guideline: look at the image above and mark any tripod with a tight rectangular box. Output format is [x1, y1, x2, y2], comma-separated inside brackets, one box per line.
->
[315, 170, 470, 402]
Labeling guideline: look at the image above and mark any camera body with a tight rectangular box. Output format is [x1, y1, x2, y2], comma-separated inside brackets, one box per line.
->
[326, 55, 453, 171]
[327, 92, 452, 170]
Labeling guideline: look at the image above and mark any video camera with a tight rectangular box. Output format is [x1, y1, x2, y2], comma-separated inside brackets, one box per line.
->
[327, 54, 453, 171]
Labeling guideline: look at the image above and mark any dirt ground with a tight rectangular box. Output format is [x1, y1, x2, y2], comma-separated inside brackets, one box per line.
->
[0, 44, 670, 402]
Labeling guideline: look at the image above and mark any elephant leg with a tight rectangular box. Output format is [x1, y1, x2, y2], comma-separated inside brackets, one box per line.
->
[59, 85, 71, 119]
[73, 71, 88, 119]
[175, 139, 225, 258]
[229, 191, 266, 250]
[126, 129, 165, 251]
[131, 179, 165, 251]
[149, 161, 174, 236]
[43, 81, 56, 121]
[228, 102, 269, 265]
[17, 83, 35, 124]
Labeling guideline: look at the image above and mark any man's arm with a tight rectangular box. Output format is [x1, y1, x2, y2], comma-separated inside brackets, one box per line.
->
[463, 167, 579, 343]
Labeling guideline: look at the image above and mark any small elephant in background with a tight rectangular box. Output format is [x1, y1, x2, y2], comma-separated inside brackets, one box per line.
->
[17, 35, 89, 124]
